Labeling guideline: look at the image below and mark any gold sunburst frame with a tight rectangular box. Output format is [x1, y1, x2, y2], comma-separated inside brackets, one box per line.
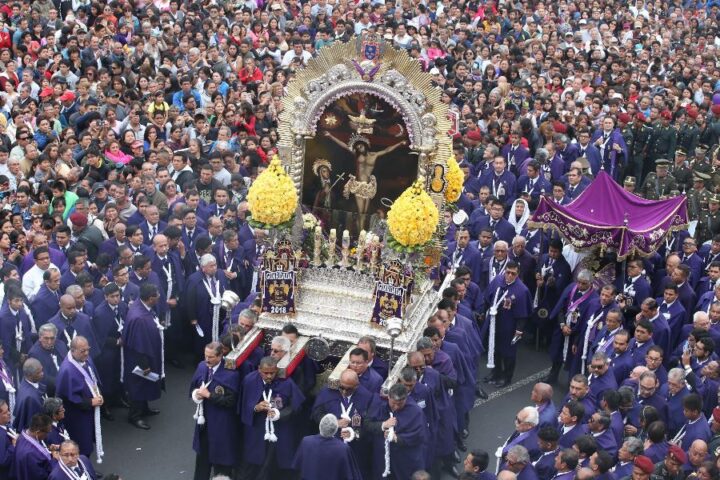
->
[277, 35, 453, 244]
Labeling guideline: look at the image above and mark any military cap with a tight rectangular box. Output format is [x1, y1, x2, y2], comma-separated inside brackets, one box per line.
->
[710, 194, 720, 204]
[624, 176, 636, 186]
[675, 147, 687, 156]
[655, 158, 671, 167]
[694, 171, 712, 182]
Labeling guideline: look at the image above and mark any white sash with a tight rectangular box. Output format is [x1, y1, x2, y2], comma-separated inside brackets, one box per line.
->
[161, 260, 173, 328]
[490, 258, 509, 284]
[487, 287, 509, 369]
[67, 357, 104, 464]
[152, 313, 166, 379]
[203, 278, 222, 342]
[57, 457, 91, 480]
[112, 307, 124, 383]
[581, 308, 605, 374]
[20, 430, 51, 460]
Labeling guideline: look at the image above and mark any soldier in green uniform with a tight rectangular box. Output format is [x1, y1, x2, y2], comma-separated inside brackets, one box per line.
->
[641, 159, 677, 200]
[692, 144, 712, 173]
[670, 148, 693, 193]
[633, 112, 653, 184]
[618, 112, 635, 181]
[675, 109, 699, 155]
[624, 176, 637, 195]
[699, 194, 720, 244]
[687, 171, 713, 222]
[647, 110, 677, 177]
[651, 446, 686, 480]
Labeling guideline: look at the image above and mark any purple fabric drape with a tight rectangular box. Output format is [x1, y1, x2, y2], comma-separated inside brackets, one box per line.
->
[528, 172, 688, 259]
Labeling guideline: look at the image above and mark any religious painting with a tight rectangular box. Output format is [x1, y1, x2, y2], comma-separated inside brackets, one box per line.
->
[302, 93, 416, 236]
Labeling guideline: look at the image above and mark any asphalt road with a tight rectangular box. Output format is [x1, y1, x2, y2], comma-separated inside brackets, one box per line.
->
[92, 341, 565, 480]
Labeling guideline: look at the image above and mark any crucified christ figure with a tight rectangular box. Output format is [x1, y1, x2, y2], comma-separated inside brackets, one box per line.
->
[323, 130, 407, 230]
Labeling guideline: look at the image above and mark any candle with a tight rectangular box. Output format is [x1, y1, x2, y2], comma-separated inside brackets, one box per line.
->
[327, 229, 337, 267]
[342, 230, 350, 248]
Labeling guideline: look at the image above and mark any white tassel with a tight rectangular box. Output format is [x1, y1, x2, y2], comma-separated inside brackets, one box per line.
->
[382, 413, 394, 478]
[263, 390, 278, 443]
[192, 384, 207, 425]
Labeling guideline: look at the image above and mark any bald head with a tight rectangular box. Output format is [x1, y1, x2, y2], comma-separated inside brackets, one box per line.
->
[498, 471, 517, 480]
[59, 294, 77, 318]
[340, 369, 359, 386]
[532, 382, 553, 403]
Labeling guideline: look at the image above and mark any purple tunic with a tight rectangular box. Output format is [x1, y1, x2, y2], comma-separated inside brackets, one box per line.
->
[189, 361, 241, 467]
[55, 357, 100, 457]
[122, 301, 163, 402]
[240, 372, 305, 469]
[482, 276, 532, 358]
[29, 285, 60, 328]
[0, 426, 14, 480]
[28, 341, 67, 397]
[292, 435, 362, 480]
[12, 381, 44, 432]
[13, 433, 53, 480]
[91, 302, 126, 396]
[47, 455, 96, 480]
[373, 402, 427, 480]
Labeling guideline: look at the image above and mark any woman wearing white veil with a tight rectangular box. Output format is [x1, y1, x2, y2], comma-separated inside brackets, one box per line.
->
[508, 198, 530, 235]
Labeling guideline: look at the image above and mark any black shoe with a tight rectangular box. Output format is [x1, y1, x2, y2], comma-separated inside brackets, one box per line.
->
[119, 397, 130, 408]
[482, 374, 496, 383]
[143, 408, 160, 416]
[101, 408, 114, 421]
[461, 428, 469, 439]
[453, 451, 461, 463]
[495, 379, 511, 388]
[456, 438, 467, 452]
[169, 359, 185, 369]
[475, 387, 489, 399]
[129, 419, 150, 430]
[443, 463, 461, 478]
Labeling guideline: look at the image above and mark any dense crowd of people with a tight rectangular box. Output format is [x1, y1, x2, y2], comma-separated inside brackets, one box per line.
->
[0, 0, 714, 478]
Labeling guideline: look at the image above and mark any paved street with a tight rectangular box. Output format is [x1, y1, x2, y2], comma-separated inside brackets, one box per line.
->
[92, 341, 564, 479]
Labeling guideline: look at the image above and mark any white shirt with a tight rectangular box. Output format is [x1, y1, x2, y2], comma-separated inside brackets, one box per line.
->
[21, 263, 58, 301]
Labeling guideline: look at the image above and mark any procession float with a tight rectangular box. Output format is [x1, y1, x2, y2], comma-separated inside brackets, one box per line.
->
[223, 33, 458, 391]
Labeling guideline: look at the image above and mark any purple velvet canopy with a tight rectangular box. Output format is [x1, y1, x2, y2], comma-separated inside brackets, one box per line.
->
[528, 172, 688, 259]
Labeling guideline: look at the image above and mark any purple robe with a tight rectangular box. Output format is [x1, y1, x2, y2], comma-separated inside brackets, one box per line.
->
[28, 341, 67, 397]
[311, 385, 376, 478]
[358, 368, 383, 394]
[292, 435, 362, 480]
[13, 433, 53, 480]
[48, 312, 98, 355]
[55, 357, 101, 457]
[0, 306, 34, 372]
[91, 302, 126, 396]
[481, 276, 533, 359]
[644, 441, 669, 464]
[666, 387, 690, 437]
[676, 417, 711, 451]
[29, 285, 60, 327]
[0, 426, 14, 480]
[240, 372, 305, 469]
[122, 301, 163, 402]
[129, 271, 167, 316]
[591, 429, 618, 458]
[533, 448, 559, 480]
[558, 423, 588, 449]
[184, 271, 227, 354]
[420, 366, 456, 457]
[190, 361, 241, 467]
[588, 371, 618, 403]
[20, 248, 65, 275]
[47, 455, 96, 480]
[589, 128, 628, 180]
[372, 402, 426, 480]
[12, 381, 44, 432]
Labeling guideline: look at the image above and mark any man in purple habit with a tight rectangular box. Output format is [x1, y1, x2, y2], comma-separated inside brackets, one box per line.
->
[408, 351, 457, 476]
[0, 289, 34, 375]
[48, 440, 97, 480]
[12, 359, 44, 432]
[55, 336, 103, 459]
[48, 295, 98, 354]
[28, 323, 67, 398]
[590, 117, 628, 181]
[190, 341, 240, 480]
[239, 356, 304, 480]
[311, 369, 375, 479]
[91, 283, 126, 417]
[293, 413, 362, 480]
[13, 413, 53, 480]
[29, 268, 61, 326]
[0, 400, 15, 480]
[185, 253, 227, 358]
[129, 255, 167, 318]
[366, 383, 426, 480]
[482, 261, 533, 387]
[122, 283, 163, 430]
[347, 348, 383, 394]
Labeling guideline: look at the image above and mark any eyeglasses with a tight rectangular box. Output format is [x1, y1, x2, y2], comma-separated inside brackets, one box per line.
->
[589, 364, 604, 370]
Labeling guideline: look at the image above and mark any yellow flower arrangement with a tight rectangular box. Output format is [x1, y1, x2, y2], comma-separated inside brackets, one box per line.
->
[247, 155, 298, 227]
[386, 179, 439, 250]
[444, 155, 463, 203]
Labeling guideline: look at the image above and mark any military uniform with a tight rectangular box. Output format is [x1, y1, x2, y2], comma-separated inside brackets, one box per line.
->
[634, 121, 653, 182]
[650, 462, 684, 480]
[669, 163, 692, 192]
[676, 122, 699, 155]
[708, 432, 720, 459]
[641, 159, 677, 200]
[698, 195, 720, 243]
[648, 123, 677, 162]
[687, 172, 712, 221]
[620, 124, 636, 181]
